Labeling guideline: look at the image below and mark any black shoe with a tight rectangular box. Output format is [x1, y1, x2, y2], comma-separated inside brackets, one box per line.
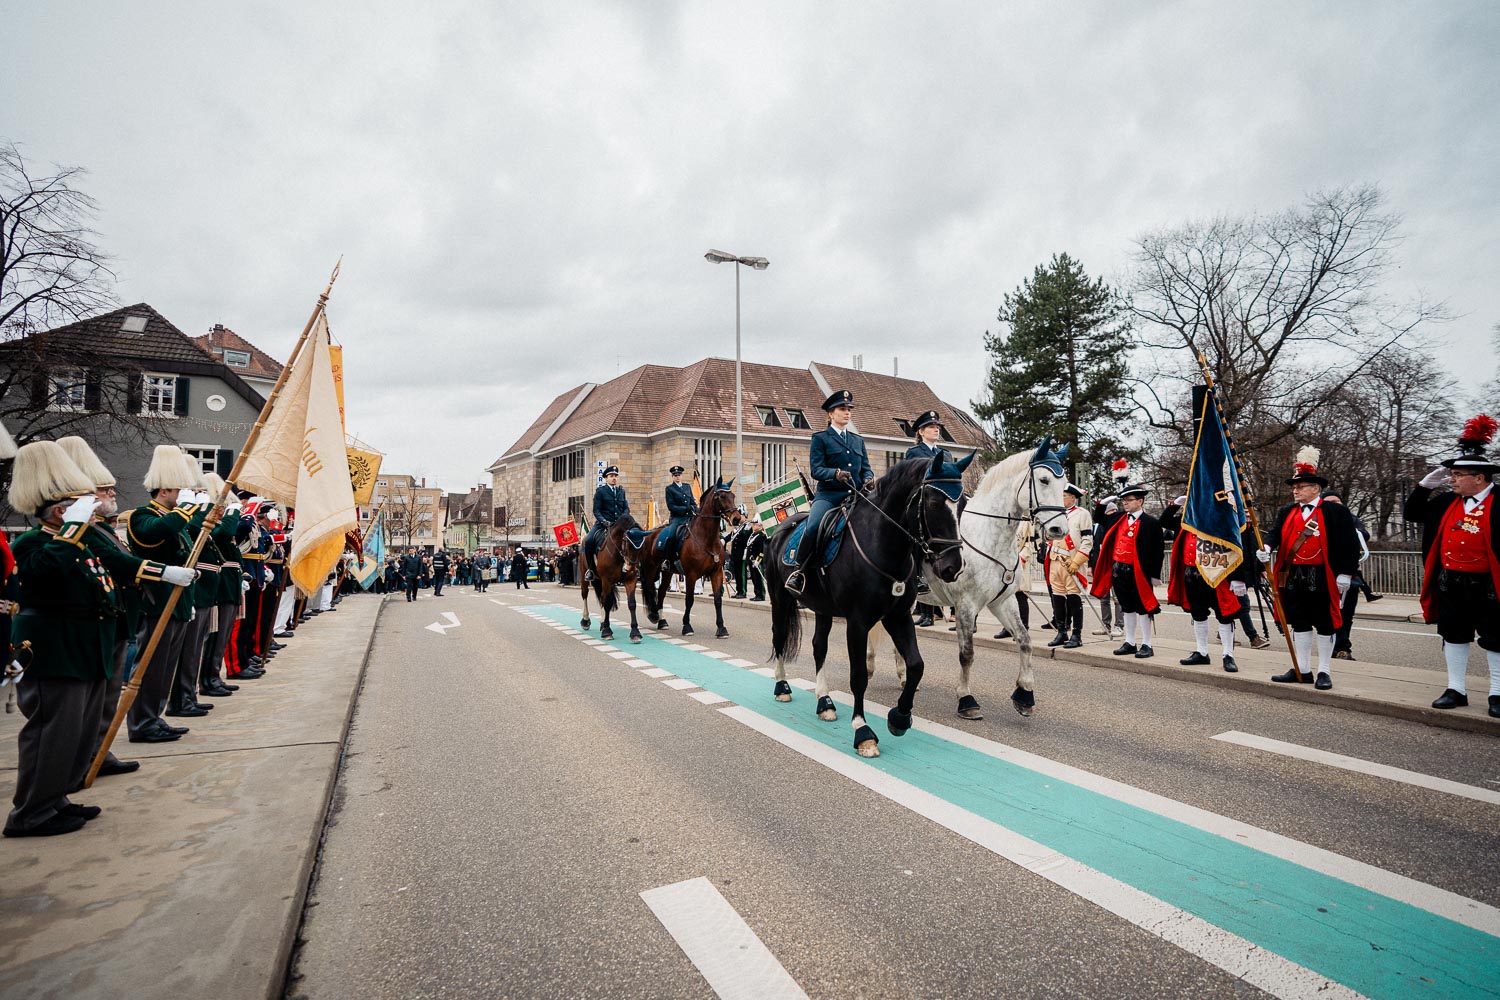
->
[750, 595, 765, 602]
[129, 726, 183, 743]
[1367, 594, 1384, 603]
[1333, 649, 1352, 660]
[270, 642, 287, 651]
[731, 592, 746, 600]
[785, 571, 806, 595]
[994, 629, 1012, 640]
[97, 758, 141, 777]
[3, 813, 87, 838]
[1046, 632, 1067, 647]
[200, 684, 233, 698]
[1179, 651, 1211, 666]
[1038, 621, 1053, 631]
[166, 705, 210, 718]
[61, 803, 102, 821]
[917, 614, 936, 627]
[1431, 689, 1468, 710]
[1314, 673, 1333, 690]
[1222, 655, 1239, 673]
[1271, 668, 1313, 683]
[275, 630, 294, 638]
[1134, 645, 1154, 658]
[222, 682, 239, 690]
[1112, 642, 1137, 656]
[238, 668, 265, 679]
[1490, 695, 1499, 719]
[1063, 631, 1082, 649]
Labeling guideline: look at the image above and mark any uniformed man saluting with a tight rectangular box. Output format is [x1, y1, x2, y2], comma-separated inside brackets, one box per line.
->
[661, 465, 697, 565]
[786, 390, 875, 595]
[584, 466, 630, 582]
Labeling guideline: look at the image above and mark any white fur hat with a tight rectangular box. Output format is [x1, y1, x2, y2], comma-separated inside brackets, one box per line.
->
[0, 420, 16, 461]
[56, 436, 116, 489]
[8, 440, 95, 515]
[203, 472, 226, 496]
[179, 451, 208, 490]
[144, 444, 195, 491]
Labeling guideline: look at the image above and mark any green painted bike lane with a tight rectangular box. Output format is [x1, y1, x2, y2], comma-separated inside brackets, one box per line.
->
[532, 605, 1500, 999]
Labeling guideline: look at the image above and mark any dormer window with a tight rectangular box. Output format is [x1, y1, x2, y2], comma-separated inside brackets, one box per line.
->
[120, 315, 148, 333]
[785, 408, 811, 430]
[223, 349, 251, 368]
[755, 405, 782, 427]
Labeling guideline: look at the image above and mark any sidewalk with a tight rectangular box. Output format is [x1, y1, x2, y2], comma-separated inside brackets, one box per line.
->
[0, 593, 385, 1000]
[706, 587, 1498, 737]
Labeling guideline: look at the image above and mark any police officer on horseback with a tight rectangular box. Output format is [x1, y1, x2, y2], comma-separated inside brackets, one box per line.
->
[660, 465, 697, 566]
[905, 410, 952, 626]
[584, 466, 630, 582]
[786, 390, 874, 595]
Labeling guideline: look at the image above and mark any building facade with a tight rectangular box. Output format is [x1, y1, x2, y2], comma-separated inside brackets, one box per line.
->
[191, 324, 284, 400]
[367, 473, 444, 550]
[486, 359, 992, 545]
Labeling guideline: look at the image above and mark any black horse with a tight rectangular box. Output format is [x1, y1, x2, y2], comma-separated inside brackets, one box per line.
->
[764, 453, 967, 757]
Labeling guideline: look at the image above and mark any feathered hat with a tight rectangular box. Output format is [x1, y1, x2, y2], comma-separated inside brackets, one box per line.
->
[179, 451, 208, 490]
[143, 444, 196, 491]
[7, 441, 95, 516]
[1285, 445, 1328, 487]
[204, 472, 226, 496]
[1440, 415, 1499, 474]
[0, 419, 16, 461]
[56, 436, 116, 489]
[1110, 459, 1130, 484]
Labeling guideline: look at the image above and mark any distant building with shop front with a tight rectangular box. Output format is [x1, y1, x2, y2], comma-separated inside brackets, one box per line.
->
[486, 358, 993, 547]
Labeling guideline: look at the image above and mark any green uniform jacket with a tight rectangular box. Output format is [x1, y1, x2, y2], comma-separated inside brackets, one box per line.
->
[81, 521, 157, 643]
[212, 516, 243, 605]
[11, 522, 122, 681]
[184, 510, 220, 610]
[126, 500, 200, 622]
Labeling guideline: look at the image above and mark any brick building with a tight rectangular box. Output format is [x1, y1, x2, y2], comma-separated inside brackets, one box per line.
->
[367, 473, 443, 550]
[486, 358, 992, 546]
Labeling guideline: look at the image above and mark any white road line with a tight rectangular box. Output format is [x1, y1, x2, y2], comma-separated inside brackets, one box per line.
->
[717, 707, 1357, 1000]
[789, 678, 816, 690]
[624, 659, 652, 668]
[726, 658, 757, 668]
[688, 691, 731, 706]
[582, 640, 609, 647]
[606, 651, 635, 660]
[683, 643, 710, 651]
[640, 877, 808, 1000]
[663, 638, 687, 645]
[663, 678, 700, 691]
[823, 690, 1500, 937]
[1213, 731, 1500, 807]
[700, 650, 731, 659]
[641, 668, 674, 679]
[750, 667, 775, 677]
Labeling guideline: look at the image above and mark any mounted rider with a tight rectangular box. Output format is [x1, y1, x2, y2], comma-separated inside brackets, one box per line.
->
[583, 466, 630, 582]
[785, 389, 875, 596]
[905, 410, 952, 626]
[658, 465, 697, 567]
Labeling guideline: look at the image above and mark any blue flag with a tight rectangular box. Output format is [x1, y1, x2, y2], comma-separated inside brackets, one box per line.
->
[1182, 386, 1247, 587]
[354, 509, 385, 590]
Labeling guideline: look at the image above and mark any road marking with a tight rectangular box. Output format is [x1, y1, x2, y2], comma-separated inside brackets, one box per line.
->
[624, 659, 652, 668]
[606, 650, 635, 660]
[424, 611, 461, 635]
[640, 877, 808, 1000]
[1212, 731, 1500, 807]
[700, 650, 731, 659]
[689, 691, 730, 706]
[683, 643, 710, 651]
[663, 678, 700, 691]
[641, 668, 674, 679]
[789, 678, 816, 690]
[726, 658, 757, 668]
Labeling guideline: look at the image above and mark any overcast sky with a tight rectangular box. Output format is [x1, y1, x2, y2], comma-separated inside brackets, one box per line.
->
[5, 2, 1496, 493]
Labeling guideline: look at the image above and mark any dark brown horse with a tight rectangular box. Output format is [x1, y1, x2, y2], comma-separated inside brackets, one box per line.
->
[637, 478, 740, 637]
[579, 514, 643, 643]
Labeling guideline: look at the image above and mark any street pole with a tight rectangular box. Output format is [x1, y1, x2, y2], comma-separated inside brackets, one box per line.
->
[735, 261, 743, 490]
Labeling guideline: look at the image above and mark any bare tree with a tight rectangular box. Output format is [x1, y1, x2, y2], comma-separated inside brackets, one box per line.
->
[1478, 324, 1500, 418]
[2, 142, 116, 337]
[1129, 185, 1446, 461]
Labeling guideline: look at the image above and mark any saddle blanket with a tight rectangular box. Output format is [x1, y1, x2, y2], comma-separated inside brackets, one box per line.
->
[782, 510, 848, 568]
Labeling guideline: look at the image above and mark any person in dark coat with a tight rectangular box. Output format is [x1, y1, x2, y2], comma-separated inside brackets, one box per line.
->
[745, 519, 768, 601]
[786, 390, 874, 595]
[727, 516, 751, 598]
[399, 548, 423, 602]
[905, 410, 953, 626]
[1404, 415, 1500, 716]
[1089, 483, 1165, 658]
[661, 466, 697, 565]
[430, 548, 450, 596]
[1162, 498, 1257, 673]
[584, 467, 630, 581]
[1263, 447, 1361, 690]
[510, 547, 530, 588]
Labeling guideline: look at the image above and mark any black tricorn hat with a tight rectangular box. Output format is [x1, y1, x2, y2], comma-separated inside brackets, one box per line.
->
[1117, 483, 1149, 499]
[911, 409, 942, 433]
[821, 389, 853, 411]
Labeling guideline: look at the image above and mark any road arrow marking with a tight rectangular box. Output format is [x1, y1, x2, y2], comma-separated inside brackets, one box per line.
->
[424, 611, 461, 635]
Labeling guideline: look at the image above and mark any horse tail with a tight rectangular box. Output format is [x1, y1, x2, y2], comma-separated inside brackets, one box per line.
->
[771, 591, 802, 663]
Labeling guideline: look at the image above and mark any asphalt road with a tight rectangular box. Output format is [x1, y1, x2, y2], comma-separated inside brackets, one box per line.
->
[289, 585, 1500, 999]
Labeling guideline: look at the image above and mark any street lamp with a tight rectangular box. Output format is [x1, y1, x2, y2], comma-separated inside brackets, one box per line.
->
[704, 249, 769, 491]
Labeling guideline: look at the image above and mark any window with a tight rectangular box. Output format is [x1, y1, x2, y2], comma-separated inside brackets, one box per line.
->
[223, 349, 251, 368]
[142, 374, 177, 415]
[755, 405, 782, 428]
[884, 451, 904, 472]
[552, 455, 568, 482]
[567, 449, 585, 479]
[182, 446, 218, 474]
[48, 370, 88, 412]
[694, 438, 722, 487]
[376, 479, 387, 487]
[761, 442, 787, 484]
[785, 408, 811, 430]
[568, 495, 585, 517]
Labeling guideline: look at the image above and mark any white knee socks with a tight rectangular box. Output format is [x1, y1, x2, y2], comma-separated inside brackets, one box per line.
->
[1192, 619, 1211, 654]
[1122, 612, 1138, 644]
[1218, 622, 1236, 657]
[1443, 641, 1469, 695]
[1293, 630, 1314, 672]
[1137, 614, 1154, 648]
[1489, 650, 1500, 698]
[1315, 633, 1335, 674]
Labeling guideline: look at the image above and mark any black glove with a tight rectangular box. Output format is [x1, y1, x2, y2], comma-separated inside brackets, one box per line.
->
[861, 479, 875, 493]
[836, 470, 854, 485]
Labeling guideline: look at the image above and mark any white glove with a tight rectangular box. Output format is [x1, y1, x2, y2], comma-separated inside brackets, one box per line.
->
[1336, 574, 1352, 595]
[1255, 545, 1272, 564]
[223, 500, 242, 516]
[161, 565, 198, 587]
[242, 579, 251, 593]
[62, 495, 102, 523]
[179, 490, 202, 506]
[1230, 581, 1247, 597]
[1173, 495, 1187, 507]
[264, 568, 274, 584]
[1418, 466, 1448, 489]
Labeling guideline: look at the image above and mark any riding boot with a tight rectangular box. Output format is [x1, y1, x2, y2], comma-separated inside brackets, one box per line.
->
[1064, 595, 1083, 648]
[1046, 596, 1068, 647]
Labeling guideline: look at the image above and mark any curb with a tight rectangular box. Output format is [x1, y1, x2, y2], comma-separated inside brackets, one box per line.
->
[709, 594, 1496, 738]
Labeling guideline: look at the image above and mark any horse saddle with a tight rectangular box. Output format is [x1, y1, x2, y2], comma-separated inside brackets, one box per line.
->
[782, 508, 849, 569]
[654, 523, 683, 553]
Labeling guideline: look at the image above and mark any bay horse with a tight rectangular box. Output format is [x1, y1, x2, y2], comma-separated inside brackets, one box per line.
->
[869, 439, 1070, 719]
[637, 478, 740, 637]
[579, 514, 643, 643]
[764, 453, 966, 758]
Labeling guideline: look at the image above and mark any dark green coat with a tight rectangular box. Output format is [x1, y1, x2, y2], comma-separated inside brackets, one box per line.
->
[11, 523, 120, 681]
[82, 522, 152, 642]
[211, 515, 243, 605]
[126, 500, 198, 622]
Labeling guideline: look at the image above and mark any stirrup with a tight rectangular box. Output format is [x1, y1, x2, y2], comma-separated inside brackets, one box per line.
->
[785, 570, 806, 595]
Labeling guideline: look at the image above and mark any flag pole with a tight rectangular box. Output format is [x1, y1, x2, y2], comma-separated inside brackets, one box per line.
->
[87, 259, 343, 786]
[1194, 352, 1302, 681]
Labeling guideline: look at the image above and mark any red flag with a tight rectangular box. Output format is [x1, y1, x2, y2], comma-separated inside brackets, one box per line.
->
[553, 521, 580, 547]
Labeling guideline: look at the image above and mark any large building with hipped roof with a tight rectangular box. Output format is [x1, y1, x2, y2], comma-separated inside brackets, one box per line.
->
[486, 358, 993, 546]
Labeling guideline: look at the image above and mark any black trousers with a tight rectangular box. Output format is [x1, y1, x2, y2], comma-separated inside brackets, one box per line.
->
[1184, 568, 1236, 624]
[433, 571, 447, 596]
[405, 576, 419, 601]
[1434, 569, 1500, 651]
[1111, 563, 1154, 615]
[8, 676, 105, 831]
[1279, 565, 1335, 635]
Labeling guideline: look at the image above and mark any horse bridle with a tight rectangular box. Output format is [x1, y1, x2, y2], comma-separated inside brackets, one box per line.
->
[842, 475, 964, 594]
[954, 459, 1068, 584]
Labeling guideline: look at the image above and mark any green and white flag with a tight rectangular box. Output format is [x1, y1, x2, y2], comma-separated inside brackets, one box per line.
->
[753, 477, 809, 537]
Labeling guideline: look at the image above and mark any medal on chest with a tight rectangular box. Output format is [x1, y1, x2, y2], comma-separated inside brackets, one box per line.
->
[1126, 522, 1136, 539]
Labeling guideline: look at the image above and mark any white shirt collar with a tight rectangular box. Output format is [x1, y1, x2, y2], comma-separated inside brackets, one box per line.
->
[1300, 497, 1321, 512]
[1466, 483, 1494, 507]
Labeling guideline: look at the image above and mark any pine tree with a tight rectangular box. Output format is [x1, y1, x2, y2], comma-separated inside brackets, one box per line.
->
[972, 252, 1138, 484]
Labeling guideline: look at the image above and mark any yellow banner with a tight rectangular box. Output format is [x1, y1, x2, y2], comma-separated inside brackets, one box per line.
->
[329, 345, 346, 432]
[347, 447, 383, 506]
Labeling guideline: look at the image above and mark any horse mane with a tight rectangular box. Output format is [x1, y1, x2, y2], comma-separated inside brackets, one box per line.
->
[868, 457, 932, 504]
[970, 448, 1032, 500]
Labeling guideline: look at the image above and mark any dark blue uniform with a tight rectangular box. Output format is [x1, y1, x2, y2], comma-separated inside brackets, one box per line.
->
[904, 441, 952, 463]
[585, 483, 631, 569]
[662, 481, 697, 557]
[803, 426, 874, 558]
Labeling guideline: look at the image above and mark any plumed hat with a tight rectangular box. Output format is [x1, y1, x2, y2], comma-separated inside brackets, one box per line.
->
[0, 419, 16, 461]
[179, 452, 208, 490]
[911, 410, 942, 434]
[1285, 446, 1328, 487]
[144, 444, 195, 490]
[1110, 459, 1130, 484]
[56, 436, 116, 489]
[1117, 483, 1150, 499]
[203, 472, 226, 496]
[8, 440, 95, 515]
[1440, 415, 1499, 474]
[821, 389, 854, 411]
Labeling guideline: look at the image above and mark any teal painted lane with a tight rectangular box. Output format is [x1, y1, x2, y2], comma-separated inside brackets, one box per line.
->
[530, 606, 1500, 999]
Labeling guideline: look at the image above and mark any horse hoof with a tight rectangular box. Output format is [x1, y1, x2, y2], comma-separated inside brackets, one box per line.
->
[630, 633, 642, 644]
[600, 629, 614, 641]
[656, 620, 668, 630]
[856, 742, 881, 758]
[887, 707, 912, 737]
[773, 680, 792, 702]
[957, 695, 984, 721]
[580, 618, 590, 630]
[715, 627, 729, 638]
[854, 724, 879, 756]
[816, 695, 837, 721]
[1011, 686, 1035, 717]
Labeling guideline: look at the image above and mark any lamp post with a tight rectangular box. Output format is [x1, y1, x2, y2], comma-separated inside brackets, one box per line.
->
[704, 249, 769, 491]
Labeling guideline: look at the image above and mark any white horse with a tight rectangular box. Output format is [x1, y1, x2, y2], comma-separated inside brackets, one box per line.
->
[869, 439, 1070, 719]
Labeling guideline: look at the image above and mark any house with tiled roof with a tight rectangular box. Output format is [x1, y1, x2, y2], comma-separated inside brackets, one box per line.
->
[0, 303, 269, 522]
[486, 358, 992, 545]
[192, 324, 284, 398]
